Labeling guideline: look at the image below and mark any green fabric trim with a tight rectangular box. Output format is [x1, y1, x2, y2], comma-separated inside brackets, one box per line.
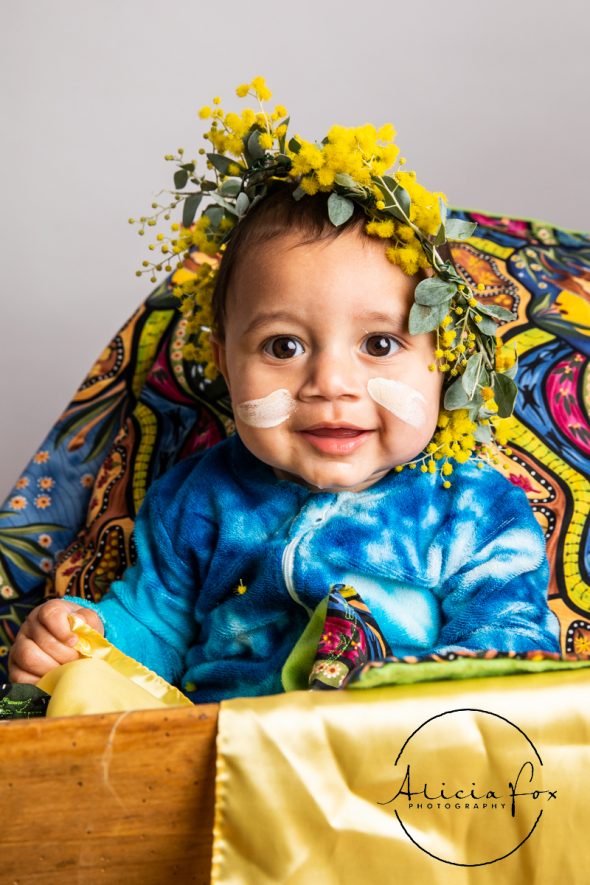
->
[281, 597, 328, 692]
[0, 683, 50, 719]
[347, 656, 590, 690]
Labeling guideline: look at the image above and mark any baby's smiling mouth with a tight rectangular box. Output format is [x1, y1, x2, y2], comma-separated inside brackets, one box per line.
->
[303, 424, 368, 437]
[298, 424, 373, 454]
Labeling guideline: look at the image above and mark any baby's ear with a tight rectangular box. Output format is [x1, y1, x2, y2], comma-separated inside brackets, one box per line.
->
[422, 266, 436, 279]
[210, 333, 230, 391]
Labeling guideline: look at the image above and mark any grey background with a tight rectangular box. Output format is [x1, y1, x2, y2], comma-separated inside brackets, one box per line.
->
[1, 0, 588, 499]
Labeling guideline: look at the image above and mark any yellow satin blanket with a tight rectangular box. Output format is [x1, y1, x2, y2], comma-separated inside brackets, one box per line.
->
[36, 615, 193, 715]
[212, 668, 590, 884]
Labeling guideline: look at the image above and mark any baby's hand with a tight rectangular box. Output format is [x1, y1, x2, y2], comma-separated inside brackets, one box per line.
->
[8, 600, 104, 684]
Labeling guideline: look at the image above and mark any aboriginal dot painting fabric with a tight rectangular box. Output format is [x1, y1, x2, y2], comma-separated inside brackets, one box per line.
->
[1, 209, 589, 680]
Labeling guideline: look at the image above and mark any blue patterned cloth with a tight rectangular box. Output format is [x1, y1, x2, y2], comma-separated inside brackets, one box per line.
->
[65, 432, 561, 703]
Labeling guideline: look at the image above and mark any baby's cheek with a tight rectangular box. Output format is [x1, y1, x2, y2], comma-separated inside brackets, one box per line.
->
[367, 378, 428, 429]
[235, 388, 296, 429]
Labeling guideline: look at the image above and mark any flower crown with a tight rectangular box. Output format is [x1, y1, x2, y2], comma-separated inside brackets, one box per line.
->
[130, 76, 519, 486]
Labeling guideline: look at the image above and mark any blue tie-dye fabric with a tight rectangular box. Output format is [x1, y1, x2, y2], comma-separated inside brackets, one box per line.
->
[65, 433, 561, 703]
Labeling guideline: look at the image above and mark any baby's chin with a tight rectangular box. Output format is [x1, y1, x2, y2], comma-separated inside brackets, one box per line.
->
[271, 462, 393, 494]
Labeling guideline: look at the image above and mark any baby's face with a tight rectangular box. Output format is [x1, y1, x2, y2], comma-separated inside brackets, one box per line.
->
[212, 229, 444, 493]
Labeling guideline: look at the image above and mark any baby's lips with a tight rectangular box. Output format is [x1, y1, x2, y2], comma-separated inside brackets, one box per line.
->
[304, 427, 367, 437]
[301, 423, 370, 437]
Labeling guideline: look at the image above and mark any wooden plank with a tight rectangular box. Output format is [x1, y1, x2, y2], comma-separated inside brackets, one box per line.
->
[0, 704, 219, 884]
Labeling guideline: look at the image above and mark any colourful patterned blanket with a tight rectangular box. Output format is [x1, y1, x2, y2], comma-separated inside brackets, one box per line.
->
[1, 209, 589, 681]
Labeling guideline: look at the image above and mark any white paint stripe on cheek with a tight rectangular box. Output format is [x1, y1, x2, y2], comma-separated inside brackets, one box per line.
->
[235, 388, 296, 428]
[367, 377, 427, 428]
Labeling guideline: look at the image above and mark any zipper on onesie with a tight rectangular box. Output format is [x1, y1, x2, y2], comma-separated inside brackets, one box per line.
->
[281, 536, 314, 617]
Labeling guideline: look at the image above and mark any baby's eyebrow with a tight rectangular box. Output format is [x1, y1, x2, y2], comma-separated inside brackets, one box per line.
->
[355, 310, 407, 332]
[244, 309, 407, 335]
[244, 310, 298, 335]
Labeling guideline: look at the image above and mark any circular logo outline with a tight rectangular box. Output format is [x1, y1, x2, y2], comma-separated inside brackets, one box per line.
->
[381, 707, 548, 867]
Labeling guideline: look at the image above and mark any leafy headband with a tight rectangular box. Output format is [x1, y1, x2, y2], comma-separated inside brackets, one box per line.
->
[130, 76, 518, 485]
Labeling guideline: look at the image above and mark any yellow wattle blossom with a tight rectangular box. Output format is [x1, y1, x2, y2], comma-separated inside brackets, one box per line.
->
[259, 132, 274, 150]
[385, 246, 428, 277]
[299, 175, 320, 195]
[491, 415, 518, 446]
[366, 219, 395, 238]
[251, 75, 272, 101]
[225, 134, 244, 154]
[394, 171, 445, 236]
[225, 113, 249, 137]
[316, 166, 336, 188]
[286, 122, 401, 194]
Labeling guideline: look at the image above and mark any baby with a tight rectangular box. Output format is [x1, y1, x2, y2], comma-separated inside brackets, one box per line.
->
[9, 70, 563, 695]
[8, 182, 561, 700]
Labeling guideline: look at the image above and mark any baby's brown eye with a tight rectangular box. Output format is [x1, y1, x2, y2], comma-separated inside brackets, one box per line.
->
[263, 336, 304, 359]
[362, 335, 401, 357]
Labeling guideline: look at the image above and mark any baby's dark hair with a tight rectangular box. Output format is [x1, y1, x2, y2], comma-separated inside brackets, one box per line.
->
[210, 181, 453, 341]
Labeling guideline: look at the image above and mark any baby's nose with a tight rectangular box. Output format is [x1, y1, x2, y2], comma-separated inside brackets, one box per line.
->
[299, 348, 363, 400]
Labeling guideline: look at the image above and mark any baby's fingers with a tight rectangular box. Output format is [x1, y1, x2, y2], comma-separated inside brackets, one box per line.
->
[19, 617, 81, 665]
[35, 600, 79, 644]
[8, 634, 63, 680]
[7, 661, 43, 685]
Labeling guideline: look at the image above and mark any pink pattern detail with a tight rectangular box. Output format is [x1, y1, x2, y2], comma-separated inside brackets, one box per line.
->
[547, 358, 590, 455]
[470, 214, 529, 237]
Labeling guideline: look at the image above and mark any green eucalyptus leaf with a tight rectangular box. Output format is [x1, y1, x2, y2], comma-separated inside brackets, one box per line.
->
[334, 172, 359, 190]
[235, 192, 250, 217]
[391, 184, 411, 218]
[180, 162, 196, 173]
[292, 185, 305, 201]
[278, 116, 290, 151]
[327, 193, 355, 226]
[504, 358, 518, 380]
[206, 153, 234, 175]
[461, 353, 483, 398]
[474, 422, 493, 444]
[434, 224, 446, 246]
[476, 301, 515, 323]
[438, 260, 461, 283]
[220, 178, 242, 197]
[493, 373, 518, 417]
[205, 205, 224, 229]
[379, 175, 411, 219]
[208, 192, 238, 215]
[438, 196, 448, 226]
[288, 137, 301, 154]
[247, 129, 265, 161]
[380, 175, 401, 194]
[200, 180, 217, 192]
[174, 169, 189, 190]
[414, 277, 457, 306]
[476, 315, 499, 336]
[408, 300, 450, 334]
[445, 219, 477, 240]
[443, 376, 471, 410]
[182, 193, 202, 228]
